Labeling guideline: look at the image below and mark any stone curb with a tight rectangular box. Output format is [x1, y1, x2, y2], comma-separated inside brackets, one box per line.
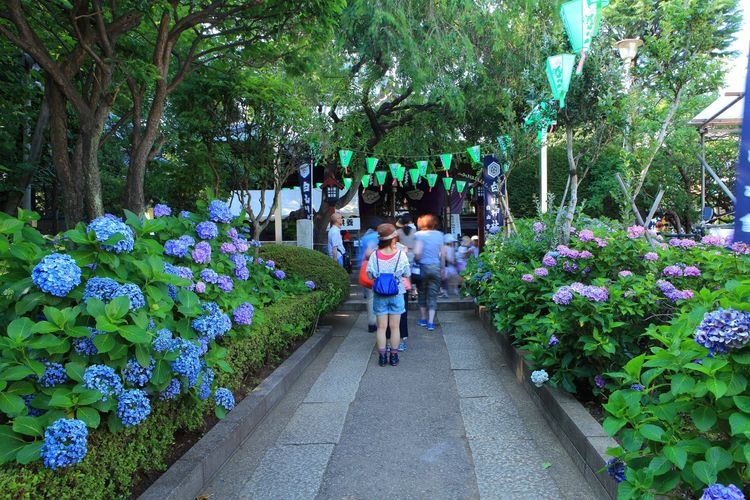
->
[477, 306, 618, 500]
[139, 325, 334, 500]
[339, 298, 475, 312]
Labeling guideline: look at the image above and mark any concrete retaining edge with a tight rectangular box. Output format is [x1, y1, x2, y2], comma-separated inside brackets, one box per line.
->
[139, 325, 334, 500]
[477, 306, 618, 500]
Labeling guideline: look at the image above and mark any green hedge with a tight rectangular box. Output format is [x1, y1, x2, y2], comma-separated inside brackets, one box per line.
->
[259, 244, 349, 313]
[0, 292, 323, 499]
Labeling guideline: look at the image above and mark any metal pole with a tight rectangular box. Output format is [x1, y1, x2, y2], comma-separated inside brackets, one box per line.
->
[540, 138, 548, 213]
[697, 154, 737, 203]
[700, 132, 706, 224]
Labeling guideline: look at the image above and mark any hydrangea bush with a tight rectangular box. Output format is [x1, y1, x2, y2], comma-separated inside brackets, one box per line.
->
[464, 218, 750, 394]
[0, 201, 315, 469]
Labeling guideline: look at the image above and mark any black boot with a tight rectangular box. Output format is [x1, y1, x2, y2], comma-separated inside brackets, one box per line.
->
[389, 352, 399, 366]
[378, 353, 388, 366]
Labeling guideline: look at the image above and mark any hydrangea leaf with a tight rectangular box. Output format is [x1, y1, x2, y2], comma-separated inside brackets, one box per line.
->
[76, 407, 100, 429]
[0, 426, 26, 464]
[0, 392, 26, 416]
[0, 217, 24, 234]
[31, 321, 61, 334]
[705, 378, 728, 399]
[105, 296, 131, 321]
[638, 424, 665, 442]
[11, 416, 43, 437]
[15, 441, 42, 465]
[75, 389, 104, 406]
[705, 447, 733, 471]
[63, 228, 92, 245]
[691, 406, 717, 432]
[92, 333, 116, 353]
[670, 374, 695, 395]
[728, 412, 750, 437]
[732, 395, 750, 413]
[48, 390, 74, 409]
[14, 292, 45, 316]
[0, 365, 33, 382]
[26, 334, 66, 352]
[135, 344, 151, 367]
[119, 326, 151, 345]
[150, 360, 171, 386]
[43, 306, 66, 329]
[663, 445, 687, 470]
[6, 318, 33, 344]
[691, 461, 717, 486]
[724, 372, 748, 397]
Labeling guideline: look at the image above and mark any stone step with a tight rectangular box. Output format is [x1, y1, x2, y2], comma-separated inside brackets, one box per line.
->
[339, 297, 476, 312]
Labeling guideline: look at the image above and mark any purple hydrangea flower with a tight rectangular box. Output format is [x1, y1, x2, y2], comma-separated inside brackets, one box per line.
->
[605, 458, 625, 483]
[669, 238, 697, 249]
[618, 270, 633, 278]
[578, 229, 594, 242]
[521, 274, 534, 282]
[580, 286, 609, 302]
[627, 225, 645, 239]
[153, 204, 171, 218]
[192, 242, 212, 264]
[227, 228, 239, 239]
[233, 303, 255, 325]
[631, 384, 644, 391]
[594, 237, 608, 248]
[217, 275, 234, 292]
[683, 266, 701, 277]
[235, 240, 250, 253]
[594, 374, 605, 389]
[200, 269, 219, 284]
[273, 270, 286, 280]
[732, 242, 750, 254]
[643, 252, 658, 261]
[542, 255, 557, 267]
[235, 267, 250, 280]
[552, 286, 573, 305]
[533, 222, 545, 233]
[694, 308, 750, 355]
[548, 335, 559, 347]
[208, 200, 233, 223]
[193, 281, 206, 293]
[534, 267, 548, 277]
[265, 260, 276, 269]
[563, 261, 578, 273]
[220, 242, 237, 254]
[662, 265, 683, 277]
[579, 250, 593, 259]
[700, 235, 725, 247]
[196, 221, 219, 240]
[305, 280, 316, 290]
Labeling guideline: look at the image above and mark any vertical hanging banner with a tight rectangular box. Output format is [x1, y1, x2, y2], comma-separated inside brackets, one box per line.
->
[482, 155, 504, 235]
[733, 49, 750, 243]
[298, 162, 313, 219]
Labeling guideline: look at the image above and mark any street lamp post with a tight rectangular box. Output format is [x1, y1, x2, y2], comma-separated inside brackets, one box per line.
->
[615, 38, 643, 152]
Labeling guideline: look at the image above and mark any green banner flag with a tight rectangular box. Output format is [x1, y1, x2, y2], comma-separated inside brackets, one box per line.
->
[366, 157, 378, 174]
[389, 163, 401, 180]
[375, 170, 387, 190]
[455, 180, 467, 193]
[361, 175, 371, 188]
[426, 173, 438, 191]
[546, 54, 576, 108]
[315, 182, 322, 189]
[343, 177, 353, 191]
[416, 160, 428, 177]
[442, 177, 453, 192]
[395, 165, 406, 182]
[408, 168, 420, 185]
[467, 146, 481, 164]
[440, 153, 452, 171]
[560, 0, 607, 73]
[338, 149, 353, 171]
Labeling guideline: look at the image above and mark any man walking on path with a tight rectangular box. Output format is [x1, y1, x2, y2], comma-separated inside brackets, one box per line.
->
[328, 212, 345, 267]
[359, 218, 380, 333]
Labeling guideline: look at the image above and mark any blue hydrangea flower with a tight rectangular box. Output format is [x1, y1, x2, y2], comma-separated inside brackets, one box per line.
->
[273, 270, 286, 280]
[116, 389, 151, 427]
[530, 369, 549, 387]
[631, 384, 644, 391]
[208, 200, 233, 223]
[179, 210, 191, 218]
[230, 254, 247, 268]
[40, 418, 88, 470]
[196, 221, 219, 240]
[164, 262, 194, 280]
[200, 268, 219, 284]
[152, 328, 174, 353]
[235, 266, 249, 280]
[83, 277, 120, 303]
[39, 361, 68, 388]
[605, 458, 625, 483]
[171, 338, 202, 387]
[197, 368, 215, 400]
[83, 364, 123, 402]
[73, 328, 104, 356]
[233, 303, 255, 326]
[192, 302, 232, 341]
[159, 378, 182, 401]
[305, 281, 316, 290]
[594, 374, 606, 389]
[32, 253, 82, 297]
[112, 283, 146, 311]
[87, 215, 135, 253]
[694, 308, 750, 355]
[192, 241, 212, 264]
[214, 387, 235, 410]
[179, 234, 195, 246]
[164, 239, 190, 257]
[700, 483, 745, 500]
[23, 394, 45, 417]
[217, 275, 233, 292]
[548, 335, 559, 347]
[153, 204, 171, 217]
[122, 357, 155, 387]
[227, 228, 239, 239]
[265, 260, 276, 269]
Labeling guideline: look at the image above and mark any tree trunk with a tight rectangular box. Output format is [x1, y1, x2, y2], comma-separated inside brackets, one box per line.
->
[561, 126, 577, 244]
[4, 98, 49, 214]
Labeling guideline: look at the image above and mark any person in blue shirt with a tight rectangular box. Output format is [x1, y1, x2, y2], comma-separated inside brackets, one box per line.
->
[359, 218, 381, 332]
[327, 212, 345, 266]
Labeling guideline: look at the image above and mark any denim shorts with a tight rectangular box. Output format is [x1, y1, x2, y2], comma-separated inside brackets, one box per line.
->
[373, 293, 405, 316]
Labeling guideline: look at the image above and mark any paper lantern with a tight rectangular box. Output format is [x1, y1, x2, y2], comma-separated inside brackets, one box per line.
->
[343, 177, 353, 191]
[408, 168, 420, 185]
[426, 173, 438, 191]
[467, 146, 481, 164]
[440, 153, 452, 172]
[455, 180, 467, 193]
[416, 160, 428, 177]
[315, 182, 322, 189]
[338, 149, 353, 173]
[361, 175, 371, 188]
[560, 0, 609, 73]
[395, 166, 406, 182]
[375, 171, 387, 191]
[366, 157, 378, 174]
[389, 163, 401, 180]
[546, 54, 576, 109]
[442, 177, 453, 192]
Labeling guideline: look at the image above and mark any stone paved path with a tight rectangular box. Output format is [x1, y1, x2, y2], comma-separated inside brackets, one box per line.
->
[203, 310, 600, 499]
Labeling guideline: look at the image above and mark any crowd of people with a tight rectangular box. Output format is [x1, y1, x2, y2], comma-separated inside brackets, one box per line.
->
[327, 211, 480, 367]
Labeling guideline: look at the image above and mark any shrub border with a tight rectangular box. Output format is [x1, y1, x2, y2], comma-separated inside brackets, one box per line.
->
[139, 324, 333, 500]
[477, 306, 618, 500]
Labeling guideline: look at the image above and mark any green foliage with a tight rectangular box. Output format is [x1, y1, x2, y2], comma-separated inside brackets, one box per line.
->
[259, 244, 349, 314]
[605, 281, 750, 498]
